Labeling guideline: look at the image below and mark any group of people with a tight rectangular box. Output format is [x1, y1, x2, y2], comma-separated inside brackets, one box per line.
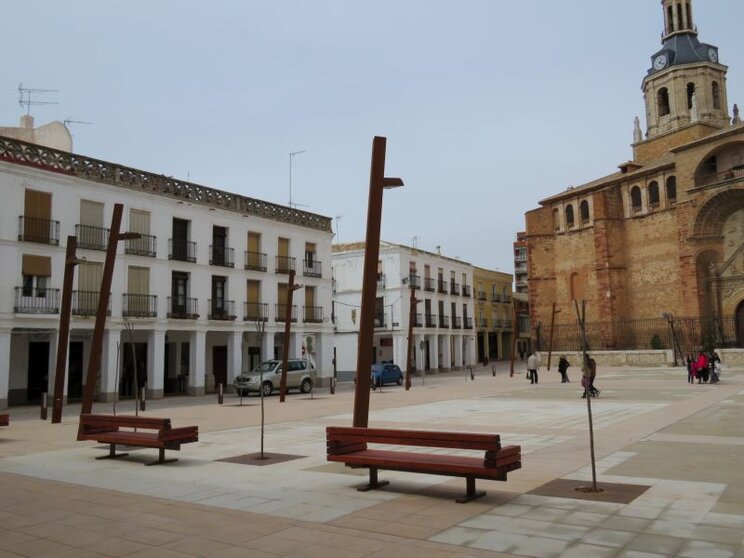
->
[525, 352, 599, 398]
[686, 351, 722, 384]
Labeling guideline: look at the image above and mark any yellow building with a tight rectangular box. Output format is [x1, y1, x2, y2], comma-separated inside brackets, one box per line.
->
[472, 267, 514, 362]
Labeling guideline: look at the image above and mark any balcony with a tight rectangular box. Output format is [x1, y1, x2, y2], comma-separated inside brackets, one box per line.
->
[125, 234, 157, 257]
[450, 282, 460, 296]
[477, 291, 487, 301]
[408, 274, 421, 289]
[303, 259, 322, 278]
[374, 316, 387, 329]
[244, 251, 267, 272]
[514, 253, 527, 263]
[462, 285, 471, 297]
[452, 316, 462, 329]
[167, 297, 199, 319]
[464, 317, 473, 329]
[76, 224, 110, 251]
[122, 294, 158, 318]
[18, 216, 60, 245]
[14, 287, 60, 314]
[276, 256, 296, 274]
[210, 245, 235, 268]
[72, 291, 111, 316]
[491, 294, 502, 303]
[208, 299, 236, 320]
[169, 239, 197, 263]
[244, 302, 269, 322]
[303, 305, 323, 323]
[414, 313, 423, 327]
[425, 314, 437, 328]
[275, 304, 298, 322]
[695, 166, 744, 188]
[424, 277, 435, 292]
[479, 317, 488, 328]
[437, 279, 448, 294]
[439, 315, 449, 328]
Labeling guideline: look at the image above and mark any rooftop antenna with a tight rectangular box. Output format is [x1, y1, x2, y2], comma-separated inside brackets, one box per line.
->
[334, 215, 344, 242]
[289, 150, 307, 208]
[63, 119, 93, 138]
[18, 83, 59, 116]
[412, 236, 418, 249]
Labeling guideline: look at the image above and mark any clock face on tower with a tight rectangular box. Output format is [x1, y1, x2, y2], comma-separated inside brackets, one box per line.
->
[708, 48, 718, 63]
[653, 54, 668, 71]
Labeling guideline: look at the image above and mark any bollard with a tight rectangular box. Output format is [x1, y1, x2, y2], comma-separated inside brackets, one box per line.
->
[139, 386, 146, 412]
[40, 392, 48, 420]
[470, 366, 475, 381]
[330, 375, 336, 395]
[218, 383, 224, 405]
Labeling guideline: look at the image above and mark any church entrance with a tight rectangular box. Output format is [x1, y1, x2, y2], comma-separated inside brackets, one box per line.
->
[736, 300, 744, 347]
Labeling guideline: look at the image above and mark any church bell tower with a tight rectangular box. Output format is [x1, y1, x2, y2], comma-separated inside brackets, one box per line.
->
[642, 0, 730, 139]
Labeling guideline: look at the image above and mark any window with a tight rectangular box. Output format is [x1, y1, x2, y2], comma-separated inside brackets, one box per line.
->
[666, 176, 677, 204]
[687, 82, 696, 110]
[649, 181, 660, 207]
[658, 88, 671, 116]
[21, 255, 51, 296]
[579, 200, 590, 224]
[630, 186, 643, 211]
[712, 81, 721, 110]
[565, 205, 575, 228]
[553, 208, 560, 231]
[22, 274, 47, 297]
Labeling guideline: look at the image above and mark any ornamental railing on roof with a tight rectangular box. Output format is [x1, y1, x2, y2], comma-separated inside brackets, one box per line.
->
[0, 135, 333, 233]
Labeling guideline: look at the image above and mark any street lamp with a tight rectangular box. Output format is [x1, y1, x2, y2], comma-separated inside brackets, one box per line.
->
[353, 137, 404, 428]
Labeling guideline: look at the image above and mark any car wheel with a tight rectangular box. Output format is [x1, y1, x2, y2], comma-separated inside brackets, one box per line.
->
[261, 382, 273, 397]
[396, 376, 403, 385]
[300, 378, 313, 393]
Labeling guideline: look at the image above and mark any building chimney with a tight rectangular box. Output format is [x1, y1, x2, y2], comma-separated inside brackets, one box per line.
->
[20, 115, 34, 129]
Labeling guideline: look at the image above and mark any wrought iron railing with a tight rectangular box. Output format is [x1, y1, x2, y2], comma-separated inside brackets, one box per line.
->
[125, 233, 157, 257]
[169, 238, 197, 263]
[244, 251, 267, 271]
[477, 291, 487, 301]
[208, 299, 236, 320]
[167, 297, 199, 319]
[244, 302, 269, 322]
[414, 313, 423, 327]
[408, 274, 421, 289]
[437, 279, 448, 294]
[374, 316, 387, 329]
[0, 135, 332, 232]
[303, 305, 323, 323]
[275, 304, 298, 322]
[425, 314, 437, 328]
[122, 294, 158, 318]
[209, 245, 235, 267]
[424, 277, 436, 292]
[450, 282, 460, 296]
[452, 316, 462, 329]
[464, 317, 473, 329]
[14, 287, 60, 314]
[75, 224, 110, 251]
[695, 166, 744, 188]
[479, 318, 488, 328]
[303, 259, 322, 278]
[72, 291, 111, 316]
[439, 315, 449, 328]
[18, 216, 60, 245]
[462, 285, 472, 297]
[276, 256, 296, 274]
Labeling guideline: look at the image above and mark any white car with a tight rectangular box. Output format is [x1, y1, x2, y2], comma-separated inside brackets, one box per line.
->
[233, 359, 315, 396]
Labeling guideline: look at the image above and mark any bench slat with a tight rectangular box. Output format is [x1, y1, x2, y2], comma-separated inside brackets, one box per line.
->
[327, 430, 501, 451]
[80, 414, 171, 430]
[327, 427, 500, 445]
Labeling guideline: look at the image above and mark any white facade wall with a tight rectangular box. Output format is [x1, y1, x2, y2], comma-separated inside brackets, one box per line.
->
[0, 154, 334, 409]
[332, 242, 476, 380]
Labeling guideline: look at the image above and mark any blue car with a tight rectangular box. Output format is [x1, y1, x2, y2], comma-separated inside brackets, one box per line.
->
[371, 363, 403, 388]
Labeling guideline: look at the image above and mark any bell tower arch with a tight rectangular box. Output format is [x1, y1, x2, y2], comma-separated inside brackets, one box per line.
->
[641, 0, 730, 139]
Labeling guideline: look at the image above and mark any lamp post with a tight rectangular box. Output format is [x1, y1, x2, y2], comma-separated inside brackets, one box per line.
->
[352, 136, 403, 428]
[280, 269, 303, 402]
[404, 278, 420, 391]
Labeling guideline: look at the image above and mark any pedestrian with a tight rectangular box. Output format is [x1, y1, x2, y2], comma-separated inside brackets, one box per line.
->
[686, 353, 695, 384]
[558, 355, 570, 383]
[519, 349, 525, 361]
[581, 357, 600, 398]
[695, 351, 709, 383]
[526, 351, 540, 384]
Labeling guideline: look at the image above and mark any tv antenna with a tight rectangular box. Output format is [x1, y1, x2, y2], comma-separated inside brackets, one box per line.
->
[18, 83, 59, 115]
[63, 119, 93, 129]
[334, 215, 344, 242]
[289, 150, 308, 209]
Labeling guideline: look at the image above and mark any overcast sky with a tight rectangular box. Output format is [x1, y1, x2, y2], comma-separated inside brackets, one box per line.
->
[2, 1, 743, 272]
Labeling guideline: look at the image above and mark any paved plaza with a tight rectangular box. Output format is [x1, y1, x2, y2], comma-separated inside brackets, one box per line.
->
[2, 361, 744, 557]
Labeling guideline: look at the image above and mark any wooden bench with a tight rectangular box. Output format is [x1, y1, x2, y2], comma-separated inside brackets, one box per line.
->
[78, 414, 198, 466]
[326, 426, 521, 503]
[0, 413, 9, 427]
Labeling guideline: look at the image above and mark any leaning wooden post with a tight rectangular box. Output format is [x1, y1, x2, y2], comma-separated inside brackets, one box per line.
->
[509, 297, 518, 377]
[575, 299, 598, 492]
[547, 303, 560, 370]
[51, 236, 79, 423]
[280, 269, 302, 402]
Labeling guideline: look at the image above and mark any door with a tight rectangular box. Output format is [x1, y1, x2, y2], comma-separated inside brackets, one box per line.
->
[213, 346, 227, 389]
[212, 226, 227, 265]
[212, 276, 226, 316]
[24, 189, 52, 241]
[736, 301, 744, 347]
[248, 346, 261, 371]
[172, 272, 188, 314]
[27, 342, 49, 402]
[172, 218, 189, 260]
[121, 343, 148, 397]
[78, 262, 103, 313]
[67, 342, 84, 400]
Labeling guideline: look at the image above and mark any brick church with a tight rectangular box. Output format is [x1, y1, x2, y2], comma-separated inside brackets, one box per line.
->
[524, 0, 744, 348]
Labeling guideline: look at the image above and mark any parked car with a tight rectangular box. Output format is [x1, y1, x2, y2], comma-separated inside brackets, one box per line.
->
[233, 359, 315, 396]
[371, 363, 403, 388]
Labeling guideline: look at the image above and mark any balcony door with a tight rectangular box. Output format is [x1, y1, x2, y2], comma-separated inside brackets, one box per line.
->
[128, 266, 150, 314]
[78, 262, 103, 313]
[212, 276, 226, 313]
[212, 226, 227, 265]
[172, 272, 188, 312]
[172, 218, 189, 260]
[24, 189, 51, 240]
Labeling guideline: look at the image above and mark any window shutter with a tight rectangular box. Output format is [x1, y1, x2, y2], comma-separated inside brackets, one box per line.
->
[80, 200, 104, 227]
[22, 254, 52, 276]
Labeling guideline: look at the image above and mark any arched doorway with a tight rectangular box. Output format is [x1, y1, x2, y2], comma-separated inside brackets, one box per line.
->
[737, 300, 744, 347]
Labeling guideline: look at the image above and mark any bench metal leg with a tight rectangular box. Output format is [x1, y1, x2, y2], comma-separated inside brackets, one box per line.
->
[356, 467, 390, 492]
[96, 443, 129, 460]
[456, 476, 486, 504]
[145, 448, 178, 466]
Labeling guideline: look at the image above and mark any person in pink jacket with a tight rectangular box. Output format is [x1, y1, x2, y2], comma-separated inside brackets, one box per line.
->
[695, 351, 709, 383]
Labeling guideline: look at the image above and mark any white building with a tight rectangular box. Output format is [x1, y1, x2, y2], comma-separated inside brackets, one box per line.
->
[332, 242, 476, 381]
[0, 122, 334, 409]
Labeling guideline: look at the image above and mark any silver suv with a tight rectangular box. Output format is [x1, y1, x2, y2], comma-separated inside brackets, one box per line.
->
[233, 359, 315, 396]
